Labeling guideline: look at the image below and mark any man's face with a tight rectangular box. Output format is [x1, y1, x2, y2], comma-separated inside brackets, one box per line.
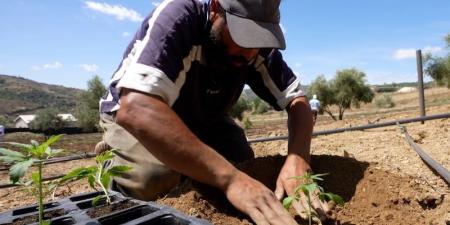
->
[208, 14, 259, 68]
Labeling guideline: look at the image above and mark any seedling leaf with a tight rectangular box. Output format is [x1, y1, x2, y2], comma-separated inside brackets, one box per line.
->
[88, 174, 96, 190]
[3, 142, 34, 152]
[43, 134, 64, 147]
[60, 166, 96, 184]
[0, 148, 25, 159]
[107, 165, 132, 176]
[320, 192, 345, 206]
[283, 196, 295, 209]
[31, 172, 40, 185]
[0, 155, 25, 163]
[10, 158, 35, 183]
[100, 173, 111, 191]
[92, 195, 105, 207]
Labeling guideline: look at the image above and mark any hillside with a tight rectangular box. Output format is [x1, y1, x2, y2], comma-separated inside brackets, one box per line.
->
[0, 74, 83, 116]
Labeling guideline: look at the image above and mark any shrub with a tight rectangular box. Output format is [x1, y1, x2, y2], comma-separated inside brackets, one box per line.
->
[374, 94, 395, 108]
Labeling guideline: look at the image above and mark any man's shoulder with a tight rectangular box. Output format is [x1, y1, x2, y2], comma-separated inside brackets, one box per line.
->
[159, 0, 206, 15]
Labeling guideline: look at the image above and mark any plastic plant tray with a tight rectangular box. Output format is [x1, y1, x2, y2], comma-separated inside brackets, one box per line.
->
[0, 191, 212, 225]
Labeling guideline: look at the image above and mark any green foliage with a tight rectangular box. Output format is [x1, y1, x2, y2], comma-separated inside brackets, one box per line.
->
[425, 54, 450, 88]
[0, 135, 64, 225]
[31, 108, 66, 132]
[0, 114, 12, 127]
[283, 172, 344, 225]
[243, 117, 253, 130]
[374, 94, 395, 108]
[75, 75, 106, 132]
[424, 33, 450, 88]
[229, 96, 251, 121]
[255, 103, 270, 114]
[308, 75, 336, 119]
[308, 69, 374, 120]
[60, 149, 132, 206]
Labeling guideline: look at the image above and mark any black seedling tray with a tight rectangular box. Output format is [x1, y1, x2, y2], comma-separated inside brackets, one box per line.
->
[0, 191, 212, 225]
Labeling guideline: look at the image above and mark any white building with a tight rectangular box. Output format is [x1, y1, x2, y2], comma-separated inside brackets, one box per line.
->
[13, 115, 36, 128]
[13, 114, 77, 128]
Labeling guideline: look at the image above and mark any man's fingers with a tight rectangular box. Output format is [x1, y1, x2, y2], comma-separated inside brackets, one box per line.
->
[247, 208, 270, 225]
[292, 198, 309, 219]
[309, 193, 328, 221]
[262, 195, 299, 225]
[274, 179, 285, 200]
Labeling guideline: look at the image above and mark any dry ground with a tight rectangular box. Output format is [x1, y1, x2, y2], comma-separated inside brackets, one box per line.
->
[1, 88, 449, 224]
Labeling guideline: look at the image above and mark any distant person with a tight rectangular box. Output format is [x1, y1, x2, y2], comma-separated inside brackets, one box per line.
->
[309, 95, 320, 124]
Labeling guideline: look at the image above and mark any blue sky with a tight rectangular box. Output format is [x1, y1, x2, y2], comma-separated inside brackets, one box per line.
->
[0, 0, 449, 89]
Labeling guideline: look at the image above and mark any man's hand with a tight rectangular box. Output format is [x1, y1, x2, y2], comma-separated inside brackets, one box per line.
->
[274, 154, 330, 222]
[225, 171, 298, 225]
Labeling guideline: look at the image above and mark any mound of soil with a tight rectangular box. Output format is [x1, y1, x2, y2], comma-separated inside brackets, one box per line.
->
[158, 155, 449, 225]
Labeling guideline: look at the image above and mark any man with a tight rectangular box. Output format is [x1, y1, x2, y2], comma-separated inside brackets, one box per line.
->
[97, 0, 329, 224]
[309, 95, 321, 125]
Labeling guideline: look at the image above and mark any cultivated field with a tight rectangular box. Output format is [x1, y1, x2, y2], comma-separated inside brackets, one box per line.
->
[1, 87, 449, 224]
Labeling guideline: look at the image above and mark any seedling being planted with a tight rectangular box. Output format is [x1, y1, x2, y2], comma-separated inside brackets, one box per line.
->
[283, 172, 344, 225]
[59, 149, 132, 206]
[0, 135, 64, 225]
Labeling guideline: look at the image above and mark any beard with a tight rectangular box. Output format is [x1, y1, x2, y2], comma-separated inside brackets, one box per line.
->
[205, 23, 249, 68]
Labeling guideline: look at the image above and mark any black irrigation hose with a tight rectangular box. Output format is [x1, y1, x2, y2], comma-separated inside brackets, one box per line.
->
[1, 113, 449, 189]
[400, 126, 450, 186]
[247, 113, 450, 143]
[0, 174, 65, 189]
[0, 153, 96, 172]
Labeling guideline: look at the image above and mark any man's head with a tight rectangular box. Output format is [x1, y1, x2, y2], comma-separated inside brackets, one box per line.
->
[208, 0, 285, 67]
[313, 95, 317, 99]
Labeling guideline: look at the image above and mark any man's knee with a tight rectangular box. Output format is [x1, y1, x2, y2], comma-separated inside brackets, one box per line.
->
[113, 163, 181, 201]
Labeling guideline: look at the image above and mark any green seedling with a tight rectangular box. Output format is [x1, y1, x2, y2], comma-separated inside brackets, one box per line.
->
[283, 172, 344, 225]
[0, 135, 64, 225]
[59, 149, 131, 206]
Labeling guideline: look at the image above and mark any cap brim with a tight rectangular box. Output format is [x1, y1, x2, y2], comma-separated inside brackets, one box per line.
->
[226, 12, 286, 50]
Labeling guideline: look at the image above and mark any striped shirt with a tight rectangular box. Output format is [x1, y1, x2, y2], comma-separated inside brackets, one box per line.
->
[100, 0, 304, 130]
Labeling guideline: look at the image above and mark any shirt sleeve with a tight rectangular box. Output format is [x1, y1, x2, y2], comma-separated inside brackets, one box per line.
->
[115, 0, 202, 106]
[247, 49, 305, 111]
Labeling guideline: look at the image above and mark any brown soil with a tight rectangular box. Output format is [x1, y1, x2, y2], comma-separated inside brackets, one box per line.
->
[86, 199, 138, 218]
[10, 208, 65, 225]
[158, 155, 449, 225]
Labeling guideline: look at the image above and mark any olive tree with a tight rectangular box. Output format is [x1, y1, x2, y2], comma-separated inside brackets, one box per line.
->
[308, 75, 337, 120]
[425, 33, 450, 88]
[308, 69, 374, 120]
[229, 96, 251, 121]
[30, 108, 66, 133]
[75, 75, 107, 132]
[333, 68, 374, 120]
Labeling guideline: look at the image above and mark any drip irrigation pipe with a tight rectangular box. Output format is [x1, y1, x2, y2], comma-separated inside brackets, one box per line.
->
[399, 126, 450, 186]
[0, 152, 96, 171]
[1, 113, 449, 189]
[0, 174, 64, 189]
[247, 113, 450, 143]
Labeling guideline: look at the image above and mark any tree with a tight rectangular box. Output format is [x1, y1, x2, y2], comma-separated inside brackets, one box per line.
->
[425, 33, 450, 88]
[75, 75, 107, 132]
[333, 68, 374, 120]
[31, 108, 66, 133]
[308, 75, 336, 120]
[251, 97, 270, 114]
[229, 96, 251, 121]
[308, 69, 374, 120]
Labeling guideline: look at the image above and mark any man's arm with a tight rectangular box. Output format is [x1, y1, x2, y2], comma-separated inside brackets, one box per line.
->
[116, 88, 297, 225]
[274, 96, 330, 221]
[274, 96, 313, 198]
